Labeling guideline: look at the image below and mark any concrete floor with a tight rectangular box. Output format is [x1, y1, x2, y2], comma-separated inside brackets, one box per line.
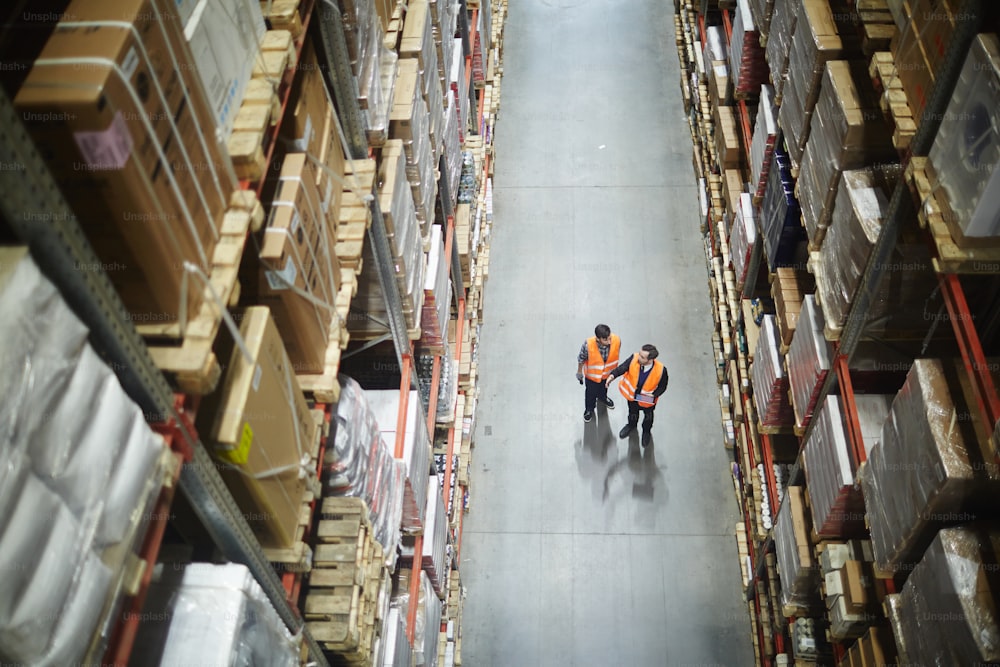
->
[458, 1, 755, 666]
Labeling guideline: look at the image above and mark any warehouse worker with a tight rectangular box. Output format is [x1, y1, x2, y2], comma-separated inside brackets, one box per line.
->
[605, 344, 669, 447]
[576, 323, 621, 423]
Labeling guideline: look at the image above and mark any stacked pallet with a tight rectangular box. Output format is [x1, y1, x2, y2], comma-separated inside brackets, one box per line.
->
[802, 396, 864, 538]
[796, 60, 894, 249]
[438, 571, 464, 666]
[729, 0, 769, 98]
[786, 295, 831, 431]
[751, 315, 795, 430]
[400, 475, 449, 598]
[868, 51, 916, 151]
[759, 144, 804, 272]
[749, 84, 779, 204]
[366, 389, 433, 534]
[306, 497, 390, 665]
[419, 225, 452, 354]
[773, 486, 820, 615]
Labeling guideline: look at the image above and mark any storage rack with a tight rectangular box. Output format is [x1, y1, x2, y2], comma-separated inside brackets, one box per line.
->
[0, 0, 506, 663]
[679, 0, 1000, 664]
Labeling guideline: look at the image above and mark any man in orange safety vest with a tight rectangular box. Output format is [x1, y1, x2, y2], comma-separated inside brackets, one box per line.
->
[605, 344, 669, 447]
[576, 323, 621, 423]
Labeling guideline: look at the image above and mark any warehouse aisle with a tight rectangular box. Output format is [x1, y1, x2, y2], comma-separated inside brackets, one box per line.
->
[460, 1, 754, 665]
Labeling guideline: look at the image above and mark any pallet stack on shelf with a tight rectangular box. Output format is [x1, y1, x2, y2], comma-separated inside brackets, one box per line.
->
[676, 0, 1000, 665]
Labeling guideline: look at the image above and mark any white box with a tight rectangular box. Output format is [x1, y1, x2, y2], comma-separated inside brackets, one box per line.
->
[184, 0, 266, 138]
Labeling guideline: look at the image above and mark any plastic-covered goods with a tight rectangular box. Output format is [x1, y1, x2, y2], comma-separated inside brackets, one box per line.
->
[130, 562, 299, 667]
[894, 525, 1000, 663]
[927, 33, 1000, 241]
[0, 247, 165, 666]
[328, 376, 406, 564]
[860, 359, 1000, 573]
[802, 395, 863, 537]
[786, 295, 831, 430]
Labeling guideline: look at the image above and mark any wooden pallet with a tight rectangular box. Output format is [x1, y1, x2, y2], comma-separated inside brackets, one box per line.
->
[295, 272, 355, 403]
[141, 194, 261, 394]
[262, 0, 305, 37]
[262, 409, 326, 570]
[228, 30, 297, 181]
[307, 497, 387, 664]
[334, 159, 377, 274]
[906, 157, 1000, 274]
[868, 52, 916, 151]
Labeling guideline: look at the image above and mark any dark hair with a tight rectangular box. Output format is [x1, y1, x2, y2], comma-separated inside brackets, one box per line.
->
[642, 344, 659, 360]
[595, 324, 611, 338]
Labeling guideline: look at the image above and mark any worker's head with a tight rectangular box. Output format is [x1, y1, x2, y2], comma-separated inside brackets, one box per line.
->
[638, 344, 659, 364]
[594, 324, 611, 344]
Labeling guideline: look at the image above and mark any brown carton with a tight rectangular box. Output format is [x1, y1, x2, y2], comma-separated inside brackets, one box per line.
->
[254, 154, 339, 372]
[15, 0, 234, 323]
[209, 307, 316, 548]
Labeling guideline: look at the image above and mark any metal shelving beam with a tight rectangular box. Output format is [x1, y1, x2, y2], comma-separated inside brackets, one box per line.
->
[316, 0, 368, 159]
[0, 87, 330, 667]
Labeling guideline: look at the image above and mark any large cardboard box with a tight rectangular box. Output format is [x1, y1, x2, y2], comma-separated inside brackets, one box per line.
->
[254, 154, 339, 373]
[315, 102, 347, 232]
[15, 0, 235, 324]
[281, 40, 331, 160]
[184, 0, 266, 139]
[208, 307, 316, 548]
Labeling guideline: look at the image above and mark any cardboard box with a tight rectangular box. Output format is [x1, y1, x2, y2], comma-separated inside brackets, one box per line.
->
[281, 40, 332, 160]
[15, 0, 234, 324]
[208, 307, 315, 548]
[255, 154, 339, 373]
[184, 0, 266, 139]
[843, 560, 869, 613]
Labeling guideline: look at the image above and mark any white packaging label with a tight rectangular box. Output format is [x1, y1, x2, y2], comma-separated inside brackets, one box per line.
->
[252, 364, 262, 391]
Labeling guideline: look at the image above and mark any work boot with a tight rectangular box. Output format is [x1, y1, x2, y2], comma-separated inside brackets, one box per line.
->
[583, 411, 593, 423]
[641, 431, 652, 448]
[604, 397, 615, 409]
[619, 424, 633, 439]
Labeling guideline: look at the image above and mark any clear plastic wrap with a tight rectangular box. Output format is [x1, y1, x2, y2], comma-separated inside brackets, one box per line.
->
[328, 376, 406, 560]
[443, 94, 462, 211]
[365, 389, 432, 533]
[760, 143, 804, 271]
[786, 295, 831, 430]
[413, 570, 443, 666]
[750, 84, 778, 201]
[130, 562, 299, 667]
[764, 0, 796, 102]
[927, 33, 1000, 241]
[728, 0, 768, 96]
[420, 225, 452, 352]
[776, 0, 842, 166]
[748, 0, 775, 37]
[798, 61, 894, 244]
[751, 315, 795, 427]
[400, 474, 449, 598]
[773, 486, 819, 611]
[381, 606, 414, 666]
[895, 525, 1000, 663]
[730, 192, 757, 288]
[802, 395, 863, 538]
[860, 359, 1000, 572]
[813, 167, 889, 333]
[0, 248, 165, 666]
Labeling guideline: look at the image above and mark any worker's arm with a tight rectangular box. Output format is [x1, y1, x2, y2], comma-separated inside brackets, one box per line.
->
[605, 355, 634, 384]
[576, 342, 588, 383]
[653, 364, 669, 397]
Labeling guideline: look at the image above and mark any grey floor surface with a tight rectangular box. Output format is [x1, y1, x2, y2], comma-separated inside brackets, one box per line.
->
[458, 1, 755, 666]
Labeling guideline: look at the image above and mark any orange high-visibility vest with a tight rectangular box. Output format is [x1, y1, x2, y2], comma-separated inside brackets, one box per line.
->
[584, 334, 621, 382]
[620, 357, 665, 407]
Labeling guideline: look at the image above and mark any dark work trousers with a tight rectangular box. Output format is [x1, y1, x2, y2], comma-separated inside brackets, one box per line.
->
[626, 400, 655, 433]
[584, 378, 609, 412]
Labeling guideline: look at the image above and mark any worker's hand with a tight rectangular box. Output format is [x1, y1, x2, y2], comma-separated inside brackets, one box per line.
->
[576, 373, 584, 385]
[605, 376, 612, 387]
